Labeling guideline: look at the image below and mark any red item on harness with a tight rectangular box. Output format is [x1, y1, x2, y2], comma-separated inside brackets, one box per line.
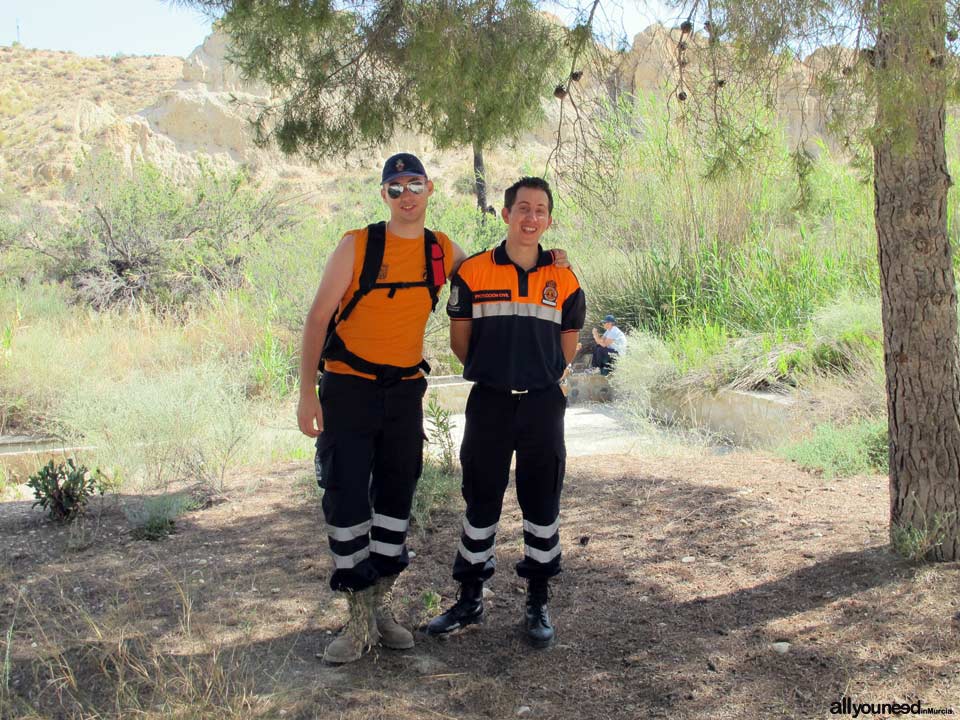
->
[430, 242, 446, 286]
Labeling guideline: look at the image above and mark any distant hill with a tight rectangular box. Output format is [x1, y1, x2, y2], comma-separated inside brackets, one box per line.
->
[0, 46, 182, 196]
[1, 26, 836, 203]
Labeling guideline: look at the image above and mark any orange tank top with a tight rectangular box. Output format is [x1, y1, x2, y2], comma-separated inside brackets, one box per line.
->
[324, 225, 455, 380]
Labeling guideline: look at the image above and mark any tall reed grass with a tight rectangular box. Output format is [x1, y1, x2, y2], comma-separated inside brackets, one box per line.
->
[553, 96, 880, 341]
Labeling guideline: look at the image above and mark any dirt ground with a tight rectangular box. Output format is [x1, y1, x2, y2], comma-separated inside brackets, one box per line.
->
[1, 450, 959, 720]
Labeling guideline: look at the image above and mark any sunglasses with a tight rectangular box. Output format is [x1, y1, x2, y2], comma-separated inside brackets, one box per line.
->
[385, 180, 427, 199]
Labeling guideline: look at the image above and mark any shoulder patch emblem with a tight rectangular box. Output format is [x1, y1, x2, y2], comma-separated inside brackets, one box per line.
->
[448, 284, 460, 309]
[542, 280, 558, 307]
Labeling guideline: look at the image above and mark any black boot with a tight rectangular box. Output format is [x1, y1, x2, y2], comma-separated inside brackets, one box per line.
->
[524, 578, 555, 648]
[425, 581, 484, 635]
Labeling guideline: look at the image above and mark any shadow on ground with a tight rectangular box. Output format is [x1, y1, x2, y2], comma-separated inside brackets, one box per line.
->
[1, 454, 956, 720]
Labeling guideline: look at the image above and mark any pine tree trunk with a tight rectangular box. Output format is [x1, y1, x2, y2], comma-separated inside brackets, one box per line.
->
[473, 141, 488, 214]
[875, 0, 960, 560]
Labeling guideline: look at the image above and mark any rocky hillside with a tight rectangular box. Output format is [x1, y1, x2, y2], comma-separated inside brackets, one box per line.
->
[1, 25, 834, 202]
[0, 46, 182, 196]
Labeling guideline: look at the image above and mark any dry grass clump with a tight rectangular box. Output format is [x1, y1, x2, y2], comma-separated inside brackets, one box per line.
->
[2, 579, 281, 719]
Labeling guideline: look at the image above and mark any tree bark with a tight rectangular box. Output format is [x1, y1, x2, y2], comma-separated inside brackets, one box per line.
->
[875, 0, 960, 560]
[473, 141, 489, 215]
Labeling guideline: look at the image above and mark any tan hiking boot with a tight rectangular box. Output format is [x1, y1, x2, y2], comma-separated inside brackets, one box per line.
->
[322, 587, 379, 664]
[373, 575, 415, 650]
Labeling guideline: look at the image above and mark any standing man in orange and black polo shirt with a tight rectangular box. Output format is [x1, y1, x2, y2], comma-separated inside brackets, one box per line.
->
[426, 177, 586, 648]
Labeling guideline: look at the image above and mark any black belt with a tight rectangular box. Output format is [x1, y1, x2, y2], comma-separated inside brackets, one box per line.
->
[476, 383, 557, 396]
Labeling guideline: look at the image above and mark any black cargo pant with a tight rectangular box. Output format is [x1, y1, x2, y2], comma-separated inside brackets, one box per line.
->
[314, 372, 426, 592]
[452, 382, 567, 584]
[592, 346, 618, 375]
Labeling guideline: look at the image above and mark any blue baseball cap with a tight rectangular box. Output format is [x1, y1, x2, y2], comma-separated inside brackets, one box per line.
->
[382, 153, 428, 184]
[603, 314, 616, 323]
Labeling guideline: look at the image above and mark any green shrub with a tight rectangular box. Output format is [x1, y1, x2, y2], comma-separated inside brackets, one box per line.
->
[425, 396, 457, 475]
[126, 492, 198, 541]
[241, 214, 344, 333]
[451, 172, 478, 196]
[27, 459, 103, 522]
[780, 417, 888, 478]
[33, 155, 297, 311]
[617, 293, 885, 395]
[249, 325, 297, 398]
[428, 190, 504, 254]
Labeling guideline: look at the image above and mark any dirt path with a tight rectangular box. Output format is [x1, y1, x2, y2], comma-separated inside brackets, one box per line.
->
[2, 451, 958, 719]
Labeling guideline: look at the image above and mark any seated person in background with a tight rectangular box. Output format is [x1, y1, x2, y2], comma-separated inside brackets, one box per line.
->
[591, 314, 626, 375]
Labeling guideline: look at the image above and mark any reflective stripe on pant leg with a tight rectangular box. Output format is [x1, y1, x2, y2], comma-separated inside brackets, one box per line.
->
[370, 512, 410, 557]
[455, 515, 499, 565]
[317, 373, 380, 592]
[514, 384, 566, 580]
[522, 516, 562, 564]
[453, 385, 515, 583]
[320, 437, 378, 589]
[368, 377, 425, 577]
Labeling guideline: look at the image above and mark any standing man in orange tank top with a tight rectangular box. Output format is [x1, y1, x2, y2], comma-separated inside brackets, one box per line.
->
[296, 154, 566, 664]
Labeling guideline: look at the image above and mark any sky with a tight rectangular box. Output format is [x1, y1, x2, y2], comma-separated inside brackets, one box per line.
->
[4, 0, 214, 57]
[2, 0, 679, 59]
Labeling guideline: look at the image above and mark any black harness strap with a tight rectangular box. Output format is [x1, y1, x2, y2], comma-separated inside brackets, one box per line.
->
[338, 222, 388, 323]
[323, 332, 431, 385]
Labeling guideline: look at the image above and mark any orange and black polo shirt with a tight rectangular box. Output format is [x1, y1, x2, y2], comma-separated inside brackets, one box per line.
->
[447, 242, 586, 391]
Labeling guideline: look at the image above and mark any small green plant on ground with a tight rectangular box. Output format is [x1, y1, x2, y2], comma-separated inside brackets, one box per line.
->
[421, 589, 441, 615]
[425, 395, 457, 475]
[411, 458, 460, 532]
[125, 492, 199, 541]
[891, 497, 955, 563]
[414, 396, 460, 532]
[27, 459, 103, 521]
[294, 471, 322, 502]
[779, 417, 888, 478]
